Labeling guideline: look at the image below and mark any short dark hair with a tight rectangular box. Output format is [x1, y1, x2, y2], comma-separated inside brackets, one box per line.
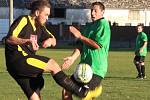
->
[92, 2, 105, 10]
[137, 24, 144, 29]
[30, 0, 51, 14]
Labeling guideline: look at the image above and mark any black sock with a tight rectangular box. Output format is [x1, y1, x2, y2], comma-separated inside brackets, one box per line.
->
[141, 65, 145, 77]
[53, 71, 88, 97]
[135, 64, 141, 76]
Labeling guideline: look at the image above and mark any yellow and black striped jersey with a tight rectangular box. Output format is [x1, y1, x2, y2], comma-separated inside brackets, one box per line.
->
[5, 15, 53, 60]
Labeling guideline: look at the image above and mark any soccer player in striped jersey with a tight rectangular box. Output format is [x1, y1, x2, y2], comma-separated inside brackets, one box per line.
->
[5, 0, 88, 100]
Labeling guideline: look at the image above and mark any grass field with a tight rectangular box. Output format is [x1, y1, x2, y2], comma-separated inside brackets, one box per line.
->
[0, 47, 150, 100]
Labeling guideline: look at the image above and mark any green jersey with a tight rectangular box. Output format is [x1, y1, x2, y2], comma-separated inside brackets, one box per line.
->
[135, 32, 148, 56]
[80, 18, 111, 78]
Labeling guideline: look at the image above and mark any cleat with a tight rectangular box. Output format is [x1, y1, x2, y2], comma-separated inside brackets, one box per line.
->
[136, 75, 143, 79]
[143, 76, 146, 79]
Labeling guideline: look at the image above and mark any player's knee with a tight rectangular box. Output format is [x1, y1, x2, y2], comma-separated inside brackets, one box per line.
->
[30, 92, 40, 100]
[48, 59, 59, 66]
[45, 59, 61, 74]
[134, 61, 139, 65]
[140, 62, 144, 66]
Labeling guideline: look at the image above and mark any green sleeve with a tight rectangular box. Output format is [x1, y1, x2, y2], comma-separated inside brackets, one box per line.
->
[141, 33, 148, 41]
[95, 21, 110, 47]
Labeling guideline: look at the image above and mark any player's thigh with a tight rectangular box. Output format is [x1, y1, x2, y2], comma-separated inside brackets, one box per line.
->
[43, 58, 61, 74]
[8, 55, 50, 77]
[27, 55, 61, 74]
[134, 56, 145, 64]
[13, 75, 44, 99]
[139, 56, 145, 62]
[134, 56, 145, 62]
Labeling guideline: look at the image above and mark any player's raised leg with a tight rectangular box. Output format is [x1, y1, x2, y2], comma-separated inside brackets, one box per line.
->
[43, 58, 88, 97]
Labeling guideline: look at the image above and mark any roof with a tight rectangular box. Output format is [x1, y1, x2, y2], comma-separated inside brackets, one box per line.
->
[51, 0, 150, 9]
[0, 0, 149, 9]
[104, 0, 150, 9]
[0, 0, 24, 8]
[0, 0, 32, 8]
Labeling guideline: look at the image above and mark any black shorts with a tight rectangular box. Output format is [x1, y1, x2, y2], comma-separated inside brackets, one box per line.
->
[134, 56, 145, 62]
[6, 54, 49, 98]
[9, 72, 44, 99]
[71, 74, 102, 90]
[7, 54, 49, 77]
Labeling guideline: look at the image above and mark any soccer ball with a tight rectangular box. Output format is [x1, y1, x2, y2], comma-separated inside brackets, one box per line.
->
[73, 63, 93, 84]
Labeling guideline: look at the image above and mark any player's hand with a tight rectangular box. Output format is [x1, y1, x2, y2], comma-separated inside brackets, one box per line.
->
[69, 26, 82, 39]
[30, 35, 39, 51]
[61, 56, 74, 70]
[42, 38, 52, 48]
[42, 38, 56, 48]
[30, 39, 39, 51]
[140, 48, 144, 53]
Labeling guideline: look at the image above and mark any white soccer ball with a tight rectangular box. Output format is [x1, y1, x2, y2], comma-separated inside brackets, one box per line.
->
[73, 63, 93, 83]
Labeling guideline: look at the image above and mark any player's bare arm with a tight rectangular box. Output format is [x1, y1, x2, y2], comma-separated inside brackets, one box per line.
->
[140, 41, 148, 52]
[6, 36, 31, 45]
[7, 36, 39, 51]
[69, 26, 100, 49]
[62, 48, 80, 70]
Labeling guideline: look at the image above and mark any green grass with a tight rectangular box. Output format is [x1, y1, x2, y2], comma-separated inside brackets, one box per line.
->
[0, 47, 150, 100]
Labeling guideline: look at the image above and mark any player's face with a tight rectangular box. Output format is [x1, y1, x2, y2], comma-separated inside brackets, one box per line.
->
[91, 5, 104, 21]
[137, 26, 143, 33]
[37, 7, 50, 25]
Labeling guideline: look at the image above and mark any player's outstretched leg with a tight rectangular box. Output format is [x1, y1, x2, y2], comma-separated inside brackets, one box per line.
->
[44, 59, 88, 97]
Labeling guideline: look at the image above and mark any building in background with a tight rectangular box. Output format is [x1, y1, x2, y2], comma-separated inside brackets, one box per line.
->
[48, 0, 150, 26]
[0, 0, 29, 41]
[0, 0, 150, 43]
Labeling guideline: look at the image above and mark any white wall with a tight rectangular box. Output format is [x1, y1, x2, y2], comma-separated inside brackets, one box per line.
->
[104, 9, 129, 26]
[48, 8, 150, 26]
[144, 10, 150, 26]
[105, 9, 150, 26]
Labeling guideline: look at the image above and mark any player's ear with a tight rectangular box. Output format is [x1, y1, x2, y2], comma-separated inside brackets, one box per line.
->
[101, 10, 105, 16]
[35, 10, 40, 17]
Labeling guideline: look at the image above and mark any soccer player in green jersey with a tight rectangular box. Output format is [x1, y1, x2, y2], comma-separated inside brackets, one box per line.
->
[61, 2, 111, 100]
[134, 24, 148, 79]
[5, 0, 88, 100]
